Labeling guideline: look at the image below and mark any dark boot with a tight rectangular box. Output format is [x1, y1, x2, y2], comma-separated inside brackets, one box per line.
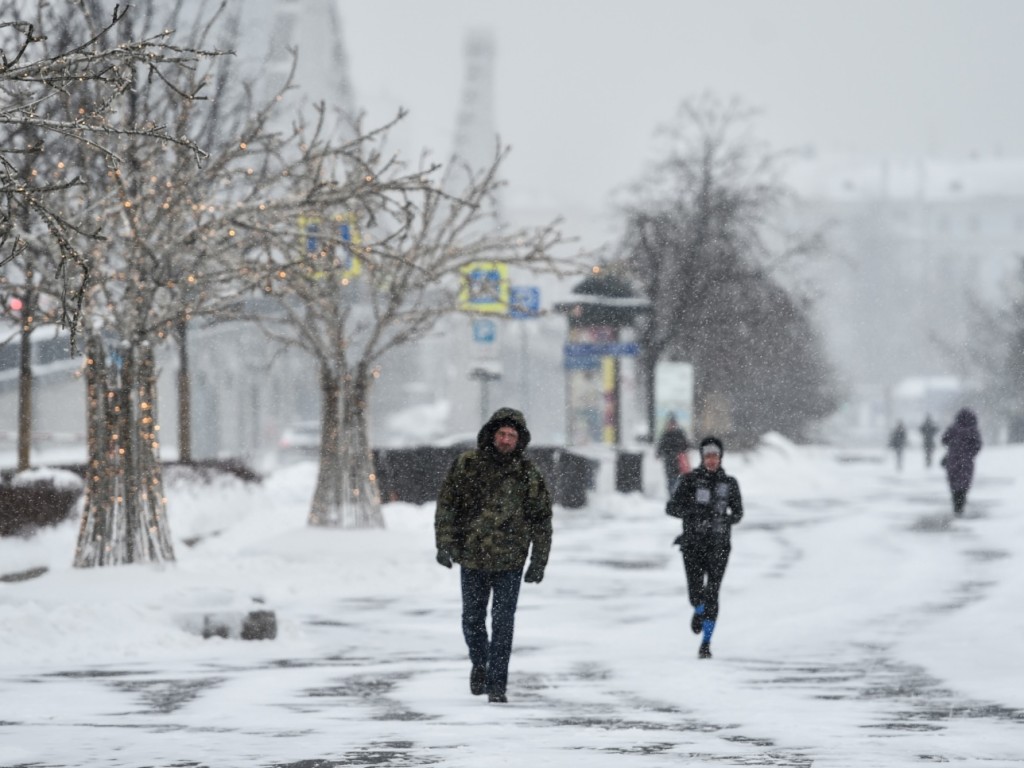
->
[690, 605, 705, 634]
[698, 642, 712, 659]
[470, 665, 486, 696]
[487, 689, 508, 703]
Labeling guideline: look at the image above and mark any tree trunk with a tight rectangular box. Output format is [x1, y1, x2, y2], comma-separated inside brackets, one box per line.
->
[15, 289, 33, 472]
[309, 365, 384, 528]
[74, 334, 175, 567]
[174, 316, 192, 464]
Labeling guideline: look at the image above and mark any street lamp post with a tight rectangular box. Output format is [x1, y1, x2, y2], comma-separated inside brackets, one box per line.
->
[469, 366, 502, 424]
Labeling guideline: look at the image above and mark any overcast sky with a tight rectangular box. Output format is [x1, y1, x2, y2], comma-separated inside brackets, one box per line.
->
[334, 1, 1024, 248]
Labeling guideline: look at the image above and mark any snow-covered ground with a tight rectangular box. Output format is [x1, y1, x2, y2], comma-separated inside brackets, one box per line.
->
[1, 435, 1022, 767]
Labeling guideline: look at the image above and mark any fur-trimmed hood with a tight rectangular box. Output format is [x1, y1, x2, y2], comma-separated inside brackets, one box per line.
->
[477, 407, 531, 456]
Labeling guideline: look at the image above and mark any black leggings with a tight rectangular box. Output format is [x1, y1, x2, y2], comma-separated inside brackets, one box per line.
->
[681, 536, 731, 622]
[952, 489, 967, 515]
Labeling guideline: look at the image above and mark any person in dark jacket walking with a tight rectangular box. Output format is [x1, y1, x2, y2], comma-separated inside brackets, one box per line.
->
[655, 415, 691, 494]
[941, 408, 982, 516]
[666, 436, 743, 659]
[888, 421, 908, 470]
[434, 407, 553, 703]
[920, 415, 939, 468]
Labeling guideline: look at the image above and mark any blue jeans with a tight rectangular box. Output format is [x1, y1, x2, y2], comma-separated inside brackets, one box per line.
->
[460, 566, 523, 694]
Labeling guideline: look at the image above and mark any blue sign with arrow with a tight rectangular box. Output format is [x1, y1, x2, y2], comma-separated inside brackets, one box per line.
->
[509, 286, 540, 319]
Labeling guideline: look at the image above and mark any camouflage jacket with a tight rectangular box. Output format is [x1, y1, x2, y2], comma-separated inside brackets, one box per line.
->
[434, 408, 553, 572]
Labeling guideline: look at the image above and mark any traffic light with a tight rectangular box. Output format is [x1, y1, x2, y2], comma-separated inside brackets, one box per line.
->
[8, 296, 24, 313]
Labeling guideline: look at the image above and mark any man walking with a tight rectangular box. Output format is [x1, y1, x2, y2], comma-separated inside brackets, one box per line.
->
[434, 407, 553, 703]
[666, 436, 743, 659]
[888, 421, 908, 471]
[920, 415, 939, 468]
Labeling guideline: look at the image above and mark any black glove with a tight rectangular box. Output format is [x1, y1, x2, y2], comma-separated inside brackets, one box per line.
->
[671, 533, 684, 548]
[524, 562, 545, 583]
[436, 549, 453, 568]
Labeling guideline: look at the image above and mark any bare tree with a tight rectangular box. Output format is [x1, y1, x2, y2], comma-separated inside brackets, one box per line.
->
[0, 110, 61, 472]
[991, 259, 1024, 441]
[253, 148, 571, 529]
[64, 0, 511, 563]
[49, 2, 332, 565]
[707, 270, 837, 441]
[0, 0, 209, 334]
[1, 0, 222, 477]
[617, 93, 833, 444]
[948, 257, 1024, 441]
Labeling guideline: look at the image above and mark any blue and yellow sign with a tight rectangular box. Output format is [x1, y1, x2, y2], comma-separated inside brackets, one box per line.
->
[298, 213, 361, 279]
[458, 261, 509, 314]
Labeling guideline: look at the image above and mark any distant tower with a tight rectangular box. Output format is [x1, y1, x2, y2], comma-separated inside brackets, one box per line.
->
[261, 0, 356, 123]
[451, 29, 501, 210]
[429, 28, 512, 438]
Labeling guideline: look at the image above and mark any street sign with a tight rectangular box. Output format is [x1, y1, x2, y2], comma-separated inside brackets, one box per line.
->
[564, 354, 601, 371]
[300, 215, 321, 253]
[509, 286, 540, 319]
[458, 261, 509, 314]
[564, 342, 639, 358]
[473, 318, 497, 343]
[297, 213, 361, 278]
[563, 342, 639, 370]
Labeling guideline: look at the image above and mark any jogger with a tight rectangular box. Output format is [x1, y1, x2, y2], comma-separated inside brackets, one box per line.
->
[667, 436, 743, 659]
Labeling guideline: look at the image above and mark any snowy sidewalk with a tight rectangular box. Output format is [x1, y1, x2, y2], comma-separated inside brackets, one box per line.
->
[2, 442, 1023, 767]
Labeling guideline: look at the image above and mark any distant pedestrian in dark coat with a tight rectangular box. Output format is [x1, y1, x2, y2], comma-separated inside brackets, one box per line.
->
[941, 408, 982, 516]
[434, 407, 553, 703]
[655, 415, 690, 494]
[888, 421, 908, 470]
[920, 415, 939, 468]
[666, 436, 743, 660]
